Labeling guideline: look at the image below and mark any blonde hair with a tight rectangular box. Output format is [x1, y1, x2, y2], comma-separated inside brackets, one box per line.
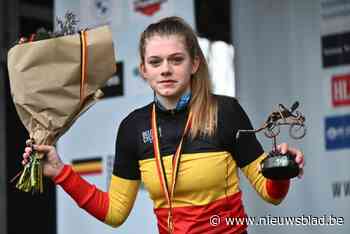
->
[139, 16, 217, 138]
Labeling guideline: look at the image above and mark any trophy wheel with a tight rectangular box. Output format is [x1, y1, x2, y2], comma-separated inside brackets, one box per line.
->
[289, 123, 306, 139]
[264, 124, 280, 138]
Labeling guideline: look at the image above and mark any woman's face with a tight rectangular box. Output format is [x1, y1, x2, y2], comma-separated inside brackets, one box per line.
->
[140, 35, 199, 100]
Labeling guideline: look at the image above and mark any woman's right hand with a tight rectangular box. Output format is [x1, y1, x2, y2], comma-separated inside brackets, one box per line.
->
[22, 145, 65, 178]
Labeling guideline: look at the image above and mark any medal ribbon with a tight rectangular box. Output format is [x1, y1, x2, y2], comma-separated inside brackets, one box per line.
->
[80, 30, 88, 103]
[151, 104, 192, 234]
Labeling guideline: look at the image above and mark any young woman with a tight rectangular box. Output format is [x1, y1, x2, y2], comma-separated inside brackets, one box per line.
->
[23, 16, 304, 234]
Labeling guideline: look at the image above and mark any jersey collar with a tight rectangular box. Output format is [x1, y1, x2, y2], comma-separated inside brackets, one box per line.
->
[154, 92, 191, 114]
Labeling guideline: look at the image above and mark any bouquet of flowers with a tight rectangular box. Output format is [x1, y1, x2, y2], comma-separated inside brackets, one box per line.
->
[8, 12, 117, 193]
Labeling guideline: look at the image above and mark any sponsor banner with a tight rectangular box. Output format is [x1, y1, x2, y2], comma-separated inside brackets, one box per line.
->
[325, 114, 350, 150]
[321, 31, 350, 68]
[320, 0, 350, 35]
[331, 73, 350, 106]
[320, 0, 350, 68]
[332, 180, 350, 198]
[129, 0, 175, 20]
[79, 0, 124, 28]
[133, 0, 167, 16]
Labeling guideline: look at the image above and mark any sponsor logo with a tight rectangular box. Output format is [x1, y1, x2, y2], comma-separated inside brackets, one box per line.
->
[325, 114, 350, 150]
[133, 0, 167, 16]
[92, 0, 112, 19]
[332, 74, 350, 107]
[106, 154, 114, 189]
[321, 31, 350, 68]
[142, 127, 162, 144]
[332, 180, 350, 198]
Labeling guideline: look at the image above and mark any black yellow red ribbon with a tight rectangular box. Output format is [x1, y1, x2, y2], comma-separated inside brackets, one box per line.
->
[80, 30, 88, 103]
[151, 104, 192, 233]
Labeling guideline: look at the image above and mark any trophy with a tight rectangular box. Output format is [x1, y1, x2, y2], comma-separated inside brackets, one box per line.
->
[236, 102, 306, 180]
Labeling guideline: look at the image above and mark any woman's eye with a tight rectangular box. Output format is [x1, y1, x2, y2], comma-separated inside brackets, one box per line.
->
[149, 60, 161, 66]
[171, 57, 184, 64]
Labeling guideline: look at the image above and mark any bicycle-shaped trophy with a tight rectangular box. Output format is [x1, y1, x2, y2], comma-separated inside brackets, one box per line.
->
[236, 102, 306, 180]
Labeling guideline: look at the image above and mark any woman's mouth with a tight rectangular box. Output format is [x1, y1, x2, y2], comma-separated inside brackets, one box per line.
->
[158, 80, 177, 85]
[159, 79, 176, 84]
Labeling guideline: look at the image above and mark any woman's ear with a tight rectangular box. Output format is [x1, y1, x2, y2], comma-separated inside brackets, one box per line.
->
[191, 56, 200, 74]
[139, 63, 147, 80]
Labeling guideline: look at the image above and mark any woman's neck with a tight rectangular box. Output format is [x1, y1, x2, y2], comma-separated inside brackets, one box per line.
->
[155, 89, 191, 110]
[156, 95, 178, 110]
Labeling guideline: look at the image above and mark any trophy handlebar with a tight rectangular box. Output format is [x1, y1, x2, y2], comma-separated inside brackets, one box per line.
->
[236, 101, 306, 140]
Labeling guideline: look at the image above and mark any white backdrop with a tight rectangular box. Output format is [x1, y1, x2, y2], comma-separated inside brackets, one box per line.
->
[233, 0, 349, 233]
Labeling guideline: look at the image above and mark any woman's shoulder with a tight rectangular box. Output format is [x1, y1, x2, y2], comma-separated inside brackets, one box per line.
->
[213, 94, 250, 124]
[119, 102, 153, 128]
[213, 94, 240, 109]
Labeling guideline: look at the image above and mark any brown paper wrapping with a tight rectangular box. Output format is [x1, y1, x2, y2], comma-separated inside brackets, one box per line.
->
[7, 26, 116, 151]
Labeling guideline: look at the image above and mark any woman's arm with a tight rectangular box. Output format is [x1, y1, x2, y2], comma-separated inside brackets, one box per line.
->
[240, 153, 290, 205]
[53, 165, 140, 227]
[23, 145, 140, 227]
[241, 142, 304, 205]
[22, 114, 142, 227]
[217, 96, 303, 205]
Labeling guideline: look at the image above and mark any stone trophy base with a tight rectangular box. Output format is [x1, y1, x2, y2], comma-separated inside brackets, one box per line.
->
[260, 152, 299, 180]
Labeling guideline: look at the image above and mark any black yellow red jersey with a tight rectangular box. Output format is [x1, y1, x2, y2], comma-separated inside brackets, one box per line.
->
[53, 95, 290, 234]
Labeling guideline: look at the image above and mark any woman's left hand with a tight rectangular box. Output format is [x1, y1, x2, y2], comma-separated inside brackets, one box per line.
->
[276, 143, 304, 178]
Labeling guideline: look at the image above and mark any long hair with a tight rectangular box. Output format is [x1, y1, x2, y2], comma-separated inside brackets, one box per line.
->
[139, 16, 217, 139]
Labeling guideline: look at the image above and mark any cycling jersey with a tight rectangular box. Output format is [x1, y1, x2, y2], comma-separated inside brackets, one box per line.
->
[53, 95, 290, 234]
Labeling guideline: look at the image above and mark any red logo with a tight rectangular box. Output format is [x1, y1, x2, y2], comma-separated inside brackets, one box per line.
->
[332, 74, 350, 107]
[133, 0, 167, 16]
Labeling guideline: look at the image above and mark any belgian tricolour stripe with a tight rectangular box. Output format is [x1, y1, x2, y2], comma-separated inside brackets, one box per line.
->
[72, 157, 103, 175]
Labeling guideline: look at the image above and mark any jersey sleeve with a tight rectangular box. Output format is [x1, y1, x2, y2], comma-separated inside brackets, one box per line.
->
[218, 96, 264, 168]
[53, 165, 140, 227]
[113, 114, 141, 180]
[240, 153, 290, 205]
[52, 113, 142, 227]
[218, 96, 290, 205]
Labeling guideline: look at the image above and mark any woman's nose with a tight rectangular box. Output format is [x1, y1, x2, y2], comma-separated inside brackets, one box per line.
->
[161, 70, 171, 77]
[160, 61, 172, 76]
